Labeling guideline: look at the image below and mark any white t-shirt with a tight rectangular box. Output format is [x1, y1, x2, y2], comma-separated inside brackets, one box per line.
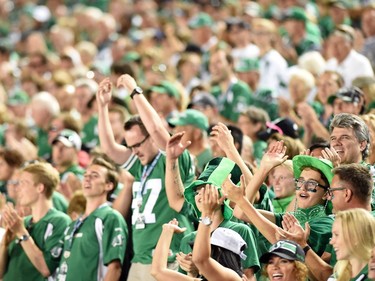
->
[325, 49, 374, 87]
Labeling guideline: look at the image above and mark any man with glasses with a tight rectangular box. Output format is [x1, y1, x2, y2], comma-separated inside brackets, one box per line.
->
[279, 163, 374, 281]
[97, 75, 195, 281]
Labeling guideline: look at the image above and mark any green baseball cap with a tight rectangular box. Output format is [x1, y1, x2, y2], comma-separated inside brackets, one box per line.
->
[168, 109, 209, 131]
[282, 7, 307, 23]
[150, 81, 180, 99]
[292, 155, 334, 184]
[188, 12, 213, 29]
[184, 157, 242, 220]
[235, 58, 260, 73]
[7, 90, 30, 106]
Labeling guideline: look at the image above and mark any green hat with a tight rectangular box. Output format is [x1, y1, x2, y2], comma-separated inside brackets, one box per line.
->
[188, 12, 213, 29]
[282, 7, 307, 23]
[7, 90, 30, 106]
[150, 81, 180, 99]
[292, 155, 334, 185]
[184, 157, 242, 220]
[168, 109, 209, 131]
[122, 51, 141, 62]
[235, 58, 260, 73]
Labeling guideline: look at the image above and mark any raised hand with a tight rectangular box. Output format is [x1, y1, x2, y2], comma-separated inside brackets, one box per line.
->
[97, 78, 112, 107]
[117, 74, 137, 93]
[260, 140, 288, 171]
[275, 213, 310, 247]
[166, 132, 191, 161]
[222, 174, 245, 204]
[320, 147, 341, 167]
[209, 122, 235, 154]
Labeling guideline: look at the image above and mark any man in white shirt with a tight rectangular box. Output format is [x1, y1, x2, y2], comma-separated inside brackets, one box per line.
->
[325, 25, 374, 87]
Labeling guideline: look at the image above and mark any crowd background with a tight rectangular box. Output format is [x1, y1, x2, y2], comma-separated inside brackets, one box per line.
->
[0, 0, 375, 280]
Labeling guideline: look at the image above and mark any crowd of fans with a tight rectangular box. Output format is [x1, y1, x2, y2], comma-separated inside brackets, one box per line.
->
[0, 0, 375, 280]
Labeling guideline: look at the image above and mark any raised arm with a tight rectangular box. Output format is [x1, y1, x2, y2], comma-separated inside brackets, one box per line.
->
[192, 185, 242, 281]
[210, 123, 253, 184]
[165, 132, 190, 212]
[244, 141, 287, 204]
[151, 220, 197, 281]
[223, 176, 279, 244]
[117, 74, 170, 150]
[97, 78, 132, 164]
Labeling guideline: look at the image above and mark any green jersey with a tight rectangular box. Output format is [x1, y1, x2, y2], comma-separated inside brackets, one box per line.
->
[4, 209, 71, 281]
[211, 79, 252, 122]
[179, 219, 260, 273]
[123, 150, 195, 264]
[57, 205, 127, 281]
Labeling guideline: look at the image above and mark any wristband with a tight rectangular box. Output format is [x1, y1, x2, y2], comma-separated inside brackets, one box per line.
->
[303, 245, 311, 254]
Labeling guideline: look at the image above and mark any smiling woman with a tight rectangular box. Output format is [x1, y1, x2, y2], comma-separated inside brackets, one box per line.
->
[328, 208, 375, 281]
[260, 240, 307, 281]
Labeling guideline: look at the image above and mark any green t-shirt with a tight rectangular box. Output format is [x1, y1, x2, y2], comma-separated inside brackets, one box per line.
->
[56, 205, 128, 281]
[211, 80, 252, 122]
[4, 209, 71, 281]
[81, 115, 99, 151]
[275, 205, 334, 256]
[52, 192, 68, 213]
[123, 150, 195, 264]
[179, 219, 260, 273]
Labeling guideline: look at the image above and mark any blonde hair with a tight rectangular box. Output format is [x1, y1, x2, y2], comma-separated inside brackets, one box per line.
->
[333, 208, 375, 281]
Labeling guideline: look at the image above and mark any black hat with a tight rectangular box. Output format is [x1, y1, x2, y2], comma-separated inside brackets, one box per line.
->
[328, 86, 364, 105]
[257, 118, 299, 141]
[260, 240, 305, 263]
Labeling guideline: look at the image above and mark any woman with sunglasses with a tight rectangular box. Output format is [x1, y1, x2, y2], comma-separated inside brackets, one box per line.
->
[224, 151, 334, 257]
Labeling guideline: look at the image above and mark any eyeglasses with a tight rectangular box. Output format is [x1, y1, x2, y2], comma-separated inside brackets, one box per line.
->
[327, 187, 347, 198]
[295, 178, 328, 193]
[125, 135, 149, 150]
